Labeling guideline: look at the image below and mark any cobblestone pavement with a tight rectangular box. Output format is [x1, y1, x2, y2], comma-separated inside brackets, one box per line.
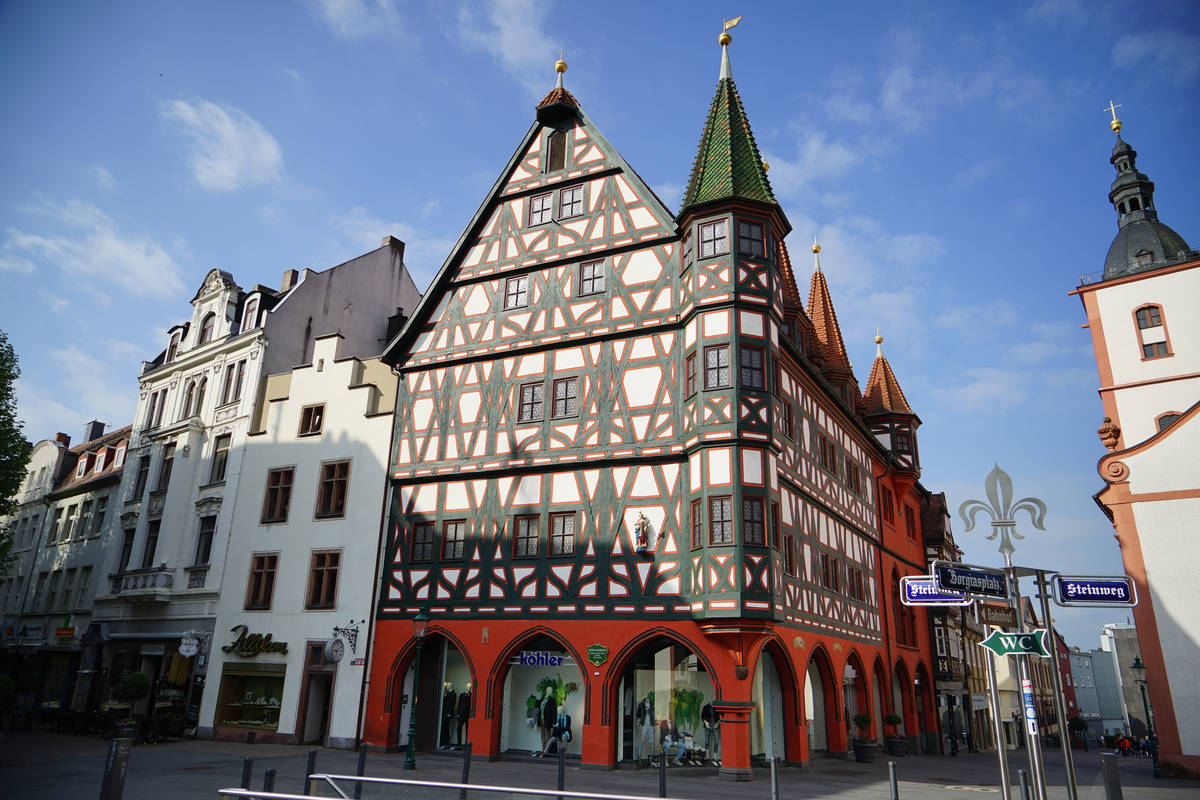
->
[1, 729, 1196, 799]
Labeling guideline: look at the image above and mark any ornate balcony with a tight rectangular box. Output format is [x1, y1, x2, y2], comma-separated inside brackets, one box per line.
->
[109, 566, 173, 602]
[186, 565, 209, 589]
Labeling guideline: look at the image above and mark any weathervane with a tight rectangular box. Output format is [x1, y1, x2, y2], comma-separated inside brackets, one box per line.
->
[958, 464, 1047, 563]
[1105, 100, 1123, 133]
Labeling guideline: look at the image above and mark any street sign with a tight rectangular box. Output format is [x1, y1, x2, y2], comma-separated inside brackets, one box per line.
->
[979, 628, 1050, 657]
[979, 603, 1019, 629]
[901, 575, 972, 606]
[1051, 575, 1137, 608]
[935, 561, 1008, 599]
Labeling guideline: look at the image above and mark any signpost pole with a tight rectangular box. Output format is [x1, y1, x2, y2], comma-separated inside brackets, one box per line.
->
[1007, 565, 1047, 800]
[1035, 570, 1079, 800]
[979, 602, 1010, 799]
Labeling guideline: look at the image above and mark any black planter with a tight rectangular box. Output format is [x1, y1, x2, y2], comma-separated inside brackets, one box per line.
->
[886, 737, 908, 757]
[853, 740, 878, 762]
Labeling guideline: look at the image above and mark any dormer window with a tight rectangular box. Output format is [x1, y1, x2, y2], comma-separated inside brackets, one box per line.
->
[1136, 251, 1153, 267]
[76, 459, 87, 478]
[93, 451, 106, 473]
[199, 313, 216, 344]
[166, 331, 181, 363]
[242, 298, 259, 332]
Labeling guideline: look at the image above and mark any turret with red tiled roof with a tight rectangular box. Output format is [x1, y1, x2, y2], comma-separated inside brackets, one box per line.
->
[806, 241, 860, 406]
[863, 333, 921, 475]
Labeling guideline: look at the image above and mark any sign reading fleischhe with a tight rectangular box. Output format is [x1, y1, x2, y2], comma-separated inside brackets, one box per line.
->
[587, 644, 610, 666]
[900, 575, 972, 606]
[935, 562, 1008, 599]
[222, 624, 288, 658]
[1052, 575, 1136, 607]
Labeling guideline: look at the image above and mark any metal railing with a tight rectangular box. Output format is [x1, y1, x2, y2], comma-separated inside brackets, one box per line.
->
[218, 775, 694, 800]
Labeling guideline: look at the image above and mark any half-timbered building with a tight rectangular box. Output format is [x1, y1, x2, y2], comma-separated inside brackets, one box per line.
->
[365, 35, 939, 777]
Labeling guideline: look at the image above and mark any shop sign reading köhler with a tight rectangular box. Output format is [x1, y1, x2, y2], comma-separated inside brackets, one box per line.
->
[587, 644, 609, 666]
[518, 650, 567, 666]
[222, 624, 288, 658]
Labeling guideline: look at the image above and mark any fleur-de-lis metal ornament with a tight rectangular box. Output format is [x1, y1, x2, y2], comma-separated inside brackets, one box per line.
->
[958, 464, 1047, 560]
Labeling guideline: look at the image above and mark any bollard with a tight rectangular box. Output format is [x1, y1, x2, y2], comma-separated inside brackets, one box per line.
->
[1018, 769, 1030, 800]
[353, 745, 367, 799]
[770, 756, 779, 800]
[240, 756, 254, 790]
[889, 761, 899, 800]
[557, 742, 566, 791]
[658, 748, 667, 798]
[459, 741, 473, 800]
[263, 767, 276, 792]
[1101, 754, 1124, 800]
[304, 749, 317, 794]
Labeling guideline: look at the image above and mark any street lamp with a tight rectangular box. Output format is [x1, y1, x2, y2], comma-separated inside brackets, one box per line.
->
[403, 610, 431, 771]
[1130, 656, 1160, 778]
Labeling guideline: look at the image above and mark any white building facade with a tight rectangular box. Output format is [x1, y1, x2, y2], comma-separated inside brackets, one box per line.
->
[1073, 121, 1200, 776]
[91, 237, 419, 730]
[200, 334, 397, 747]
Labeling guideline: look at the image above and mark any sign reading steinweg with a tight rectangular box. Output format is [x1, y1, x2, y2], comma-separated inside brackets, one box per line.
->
[1052, 575, 1136, 607]
[934, 562, 1008, 599]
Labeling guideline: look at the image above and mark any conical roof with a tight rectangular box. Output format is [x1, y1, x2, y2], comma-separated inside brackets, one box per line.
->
[863, 338, 913, 415]
[807, 251, 851, 374]
[680, 43, 776, 210]
[776, 238, 803, 311]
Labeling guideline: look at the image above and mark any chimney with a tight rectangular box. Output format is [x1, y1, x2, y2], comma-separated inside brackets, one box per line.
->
[55, 432, 71, 447]
[386, 307, 408, 341]
[280, 269, 298, 292]
[381, 235, 405, 259]
[84, 420, 106, 443]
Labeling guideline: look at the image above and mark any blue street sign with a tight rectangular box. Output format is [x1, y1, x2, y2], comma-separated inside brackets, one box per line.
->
[900, 575, 972, 606]
[1052, 575, 1137, 608]
[934, 561, 1008, 599]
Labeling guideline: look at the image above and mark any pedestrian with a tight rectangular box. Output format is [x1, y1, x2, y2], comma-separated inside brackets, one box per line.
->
[1119, 736, 1132, 757]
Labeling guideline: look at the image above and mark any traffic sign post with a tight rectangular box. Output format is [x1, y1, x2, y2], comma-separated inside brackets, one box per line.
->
[900, 575, 972, 606]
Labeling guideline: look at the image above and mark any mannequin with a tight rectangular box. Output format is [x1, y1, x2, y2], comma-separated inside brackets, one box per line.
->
[539, 706, 573, 757]
[702, 702, 721, 766]
[456, 682, 472, 745]
[440, 683, 457, 749]
[635, 694, 655, 761]
[536, 686, 558, 755]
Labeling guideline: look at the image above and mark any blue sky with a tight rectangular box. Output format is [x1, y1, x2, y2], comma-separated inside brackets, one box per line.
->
[1, 1, 1197, 647]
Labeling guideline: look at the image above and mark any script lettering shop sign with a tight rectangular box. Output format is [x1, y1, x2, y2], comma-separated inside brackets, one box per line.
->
[222, 624, 288, 658]
[1052, 576, 1136, 608]
[935, 562, 1008, 599]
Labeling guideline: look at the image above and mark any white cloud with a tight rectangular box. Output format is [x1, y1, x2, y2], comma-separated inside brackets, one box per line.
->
[313, 0, 402, 39]
[939, 367, 1030, 413]
[333, 206, 455, 288]
[1112, 31, 1200, 82]
[1025, 0, 1087, 26]
[0, 254, 35, 273]
[91, 165, 117, 189]
[953, 157, 1004, 186]
[5, 200, 185, 297]
[163, 100, 284, 192]
[458, 0, 556, 98]
[37, 289, 69, 313]
[15, 339, 142, 439]
[762, 132, 862, 199]
[884, 233, 945, 269]
[651, 181, 683, 210]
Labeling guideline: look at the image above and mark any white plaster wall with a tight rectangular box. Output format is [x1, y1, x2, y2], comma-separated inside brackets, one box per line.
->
[203, 335, 395, 746]
[1095, 264, 1200, 442]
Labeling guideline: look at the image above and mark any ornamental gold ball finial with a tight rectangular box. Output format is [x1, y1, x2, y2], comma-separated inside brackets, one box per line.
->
[811, 241, 821, 254]
[1105, 100, 1123, 134]
[875, 334, 883, 345]
[1110, 117, 1122, 134]
[718, 31, 731, 46]
[555, 48, 567, 74]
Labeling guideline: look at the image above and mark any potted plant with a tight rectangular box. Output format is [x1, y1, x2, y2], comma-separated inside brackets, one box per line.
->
[115, 671, 151, 728]
[884, 713, 908, 756]
[851, 713, 877, 762]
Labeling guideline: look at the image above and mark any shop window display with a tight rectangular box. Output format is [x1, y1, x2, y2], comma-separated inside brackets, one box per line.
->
[499, 636, 582, 756]
[750, 655, 786, 762]
[216, 664, 285, 730]
[618, 639, 717, 766]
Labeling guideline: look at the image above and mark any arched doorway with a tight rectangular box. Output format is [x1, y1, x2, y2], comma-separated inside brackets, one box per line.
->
[872, 659, 888, 742]
[751, 651, 787, 762]
[394, 634, 473, 752]
[804, 649, 838, 756]
[499, 634, 584, 757]
[893, 660, 911, 738]
[842, 653, 868, 744]
[914, 662, 933, 753]
[616, 636, 715, 765]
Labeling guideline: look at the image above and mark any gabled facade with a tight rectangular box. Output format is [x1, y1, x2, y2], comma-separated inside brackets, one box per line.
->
[365, 37, 941, 777]
[1072, 114, 1200, 776]
[91, 238, 420, 726]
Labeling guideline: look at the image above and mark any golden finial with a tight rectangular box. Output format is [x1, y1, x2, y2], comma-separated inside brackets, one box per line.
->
[874, 328, 883, 357]
[1105, 100, 1123, 134]
[762, 160, 770, 173]
[555, 47, 567, 74]
[719, 15, 741, 45]
[811, 240, 821, 254]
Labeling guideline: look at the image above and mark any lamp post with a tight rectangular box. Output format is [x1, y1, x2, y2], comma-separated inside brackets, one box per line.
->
[403, 610, 430, 771]
[1130, 656, 1160, 778]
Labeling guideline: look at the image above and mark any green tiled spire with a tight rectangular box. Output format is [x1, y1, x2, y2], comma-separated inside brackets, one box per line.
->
[681, 42, 776, 211]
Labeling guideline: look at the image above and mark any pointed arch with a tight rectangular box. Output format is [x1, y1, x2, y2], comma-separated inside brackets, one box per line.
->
[195, 376, 207, 416]
[603, 626, 721, 727]
[843, 650, 870, 738]
[489, 626, 589, 723]
[181, 381, 196, 420]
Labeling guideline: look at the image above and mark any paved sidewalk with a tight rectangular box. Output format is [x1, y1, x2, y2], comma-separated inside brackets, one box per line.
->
[2, 729, 1196, 799]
